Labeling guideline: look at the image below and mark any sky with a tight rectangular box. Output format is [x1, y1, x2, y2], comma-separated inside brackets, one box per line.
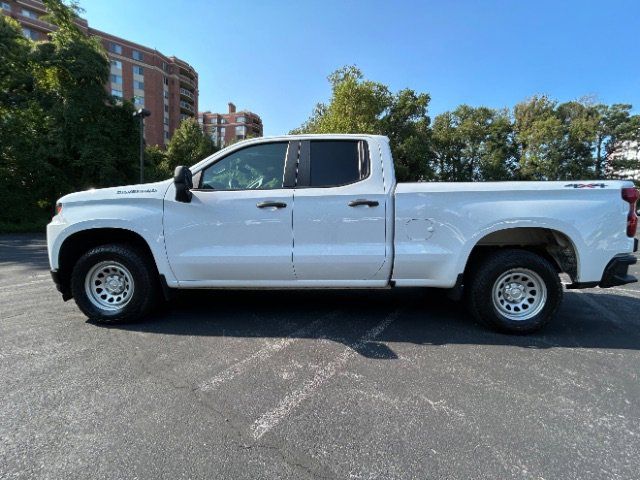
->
[79, 0, 640, 136]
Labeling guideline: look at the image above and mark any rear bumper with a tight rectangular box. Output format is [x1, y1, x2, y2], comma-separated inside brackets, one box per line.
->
[568, 254, 637, 289]
[599, 254, 638, 288]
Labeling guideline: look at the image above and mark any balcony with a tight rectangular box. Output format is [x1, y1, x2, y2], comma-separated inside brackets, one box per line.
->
[179, 74, 195, 89]
[179, 67, 196, 80]
[179, 101, 194, 114]
[179, 88, 194, 100]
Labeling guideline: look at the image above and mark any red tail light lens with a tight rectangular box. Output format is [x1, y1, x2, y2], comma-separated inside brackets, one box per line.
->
[622, 187, 639, 237]
[55, 202, 63, 216]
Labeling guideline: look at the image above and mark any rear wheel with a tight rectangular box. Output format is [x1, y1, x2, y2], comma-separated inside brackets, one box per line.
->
[467, 249, 562, 334]
[71, 244, 158, 324]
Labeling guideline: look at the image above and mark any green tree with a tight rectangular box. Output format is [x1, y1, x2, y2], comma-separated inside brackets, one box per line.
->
[513, 96, 564, 180]
[513, 98, 639, 180]
[292, 66, 432, 181]
[165, 118, 217, 171]
[431, 111, 466, 181]
[0, 16, 50, 229]
[380, 89, 432, 181]
[40, 0, 139, 192]
[297, 66, 391, 134]
[594, 104, 640, 178]
[431, 106, 516, 181]
[294, 67, 640, 183]
[144, 145, 171, 182]
[553, 100, 599, 179]
[435, 106, 517, 181]
[0, 0, 140, 231]
[479, 108, 518, 180]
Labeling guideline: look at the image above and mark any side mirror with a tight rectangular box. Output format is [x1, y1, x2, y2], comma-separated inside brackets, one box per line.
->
[174, 166, 193, 203]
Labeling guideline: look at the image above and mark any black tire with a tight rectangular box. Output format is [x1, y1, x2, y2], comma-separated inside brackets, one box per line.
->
[70, 243, 159, 324]
[466, 249, 562, 334]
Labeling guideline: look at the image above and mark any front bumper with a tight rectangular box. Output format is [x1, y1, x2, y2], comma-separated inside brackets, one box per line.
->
[50, 270, 72, 301]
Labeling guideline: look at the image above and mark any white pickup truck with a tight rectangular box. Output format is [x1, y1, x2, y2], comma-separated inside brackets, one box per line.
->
[47, 134, 638, 333]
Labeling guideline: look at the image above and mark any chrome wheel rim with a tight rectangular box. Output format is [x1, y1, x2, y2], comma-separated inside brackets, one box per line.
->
[85, 261, 134, 311]
[491, 268, 547, 321]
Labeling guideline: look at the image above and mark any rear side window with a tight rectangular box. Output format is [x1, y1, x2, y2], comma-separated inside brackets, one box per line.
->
[309, 140, 369, 187]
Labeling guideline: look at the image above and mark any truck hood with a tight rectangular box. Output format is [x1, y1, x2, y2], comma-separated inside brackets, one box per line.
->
[58, 179, 173, 205]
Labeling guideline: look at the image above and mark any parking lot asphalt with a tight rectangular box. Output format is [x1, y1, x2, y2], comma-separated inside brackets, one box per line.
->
[1, 234, 639, 479]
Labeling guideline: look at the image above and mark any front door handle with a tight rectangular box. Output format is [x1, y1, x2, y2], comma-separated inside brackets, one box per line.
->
[257, 201, 287, 209]
[348, 199, 379, 207]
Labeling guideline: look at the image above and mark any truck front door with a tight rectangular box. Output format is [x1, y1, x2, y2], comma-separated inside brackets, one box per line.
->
[163, 141, 297, 284]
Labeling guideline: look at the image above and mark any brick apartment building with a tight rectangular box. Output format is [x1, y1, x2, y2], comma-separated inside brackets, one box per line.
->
[1, 0, 198, 147]
[199, 103, 263, 148]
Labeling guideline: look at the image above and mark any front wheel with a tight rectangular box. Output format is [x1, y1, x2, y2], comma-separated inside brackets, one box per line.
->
[70, 244, 159, 324]
[466, 249, 563, 334]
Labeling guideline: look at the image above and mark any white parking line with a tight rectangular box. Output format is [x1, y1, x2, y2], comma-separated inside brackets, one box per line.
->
[251, 310, 399, 440]
[198, 315, 334, 392]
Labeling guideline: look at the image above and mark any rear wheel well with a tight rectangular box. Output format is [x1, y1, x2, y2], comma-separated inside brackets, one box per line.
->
[57, 228, 159, 298]
[463, 228, 578, 283]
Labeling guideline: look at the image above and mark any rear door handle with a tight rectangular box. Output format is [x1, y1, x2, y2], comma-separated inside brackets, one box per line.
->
[348, 199, 379, 207]
[257, 201, 287, 209]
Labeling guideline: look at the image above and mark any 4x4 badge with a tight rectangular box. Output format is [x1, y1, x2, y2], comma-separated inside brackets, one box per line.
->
[564, 183, 606, 188]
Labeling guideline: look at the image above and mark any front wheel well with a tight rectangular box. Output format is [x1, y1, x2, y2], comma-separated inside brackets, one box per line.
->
[57, 228, 159, 298]
[463, 227, 578, 283]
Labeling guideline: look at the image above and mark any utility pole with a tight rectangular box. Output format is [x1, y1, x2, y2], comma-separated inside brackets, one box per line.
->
[133, 108, 151, 183]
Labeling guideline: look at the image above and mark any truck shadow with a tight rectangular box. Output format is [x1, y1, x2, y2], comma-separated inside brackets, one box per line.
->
[96, 288, 640, 357]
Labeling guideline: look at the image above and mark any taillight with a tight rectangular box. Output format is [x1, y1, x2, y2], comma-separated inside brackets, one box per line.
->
[55, 202, 63, 216]
[622, 187, 639, 237]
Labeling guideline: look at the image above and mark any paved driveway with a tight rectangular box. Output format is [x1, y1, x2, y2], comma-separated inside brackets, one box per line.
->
[1, 234, 639, 479]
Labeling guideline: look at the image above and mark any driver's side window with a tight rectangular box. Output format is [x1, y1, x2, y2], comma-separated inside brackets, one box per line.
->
[200, 142, 288, 191]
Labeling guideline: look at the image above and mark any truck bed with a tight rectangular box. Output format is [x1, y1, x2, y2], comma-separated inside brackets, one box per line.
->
[392, 180, 636, 287]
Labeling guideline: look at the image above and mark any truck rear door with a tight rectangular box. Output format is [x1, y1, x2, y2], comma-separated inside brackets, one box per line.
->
[292, 139, 388, 282]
